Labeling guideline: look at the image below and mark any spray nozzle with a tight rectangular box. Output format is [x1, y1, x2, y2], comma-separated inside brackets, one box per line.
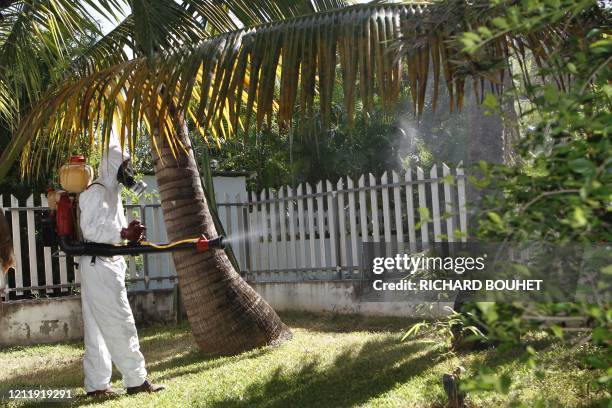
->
[129, 180, 147, 197]
[196, 235, 225, 252]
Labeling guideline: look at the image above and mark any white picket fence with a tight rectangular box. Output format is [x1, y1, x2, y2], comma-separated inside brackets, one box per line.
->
[0, 193, 71, 298]
[0, 194, 173, 300]
[1, 163, 467, 301]
[222, 164, 467, 282]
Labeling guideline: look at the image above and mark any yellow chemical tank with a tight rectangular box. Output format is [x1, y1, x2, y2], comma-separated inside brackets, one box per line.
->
[59, 156, 93, 193]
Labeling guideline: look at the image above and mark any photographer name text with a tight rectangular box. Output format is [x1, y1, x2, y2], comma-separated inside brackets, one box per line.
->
[370, 254, 543, 292]
[371, 279, 543, 292]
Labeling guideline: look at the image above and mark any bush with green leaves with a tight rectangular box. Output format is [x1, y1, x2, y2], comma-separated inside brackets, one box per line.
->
[404, 0, 610, 402]
[464, 0, 610, 398]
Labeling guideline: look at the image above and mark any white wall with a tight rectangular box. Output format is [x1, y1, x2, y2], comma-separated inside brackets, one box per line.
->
[0, 290, 176, 346]
[251, 281, 450, 317]
[141, 174, 247, 201]
[0, 297, 83, 346]
[212, 176, 247, 201]
[0, 282, 448, 345]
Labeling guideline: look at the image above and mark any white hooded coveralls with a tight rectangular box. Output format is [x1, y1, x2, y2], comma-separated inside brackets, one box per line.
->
[78, 138, 147, 392]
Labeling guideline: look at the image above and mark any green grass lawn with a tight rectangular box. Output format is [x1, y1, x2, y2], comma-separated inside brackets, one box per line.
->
[0, 312, 608, 407]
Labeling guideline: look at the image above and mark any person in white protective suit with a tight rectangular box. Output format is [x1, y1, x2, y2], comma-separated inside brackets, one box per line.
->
[78, 136, 164, 398]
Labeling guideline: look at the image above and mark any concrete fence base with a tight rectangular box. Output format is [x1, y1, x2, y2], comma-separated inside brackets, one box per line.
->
[0, 281, 449, 346]
[0, 289, 176, 346]
[251, 281, 449, 317]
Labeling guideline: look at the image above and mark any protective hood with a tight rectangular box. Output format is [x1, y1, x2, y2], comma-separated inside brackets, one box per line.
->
[98, 133, 130, 189]
[79, 131, 129, 245]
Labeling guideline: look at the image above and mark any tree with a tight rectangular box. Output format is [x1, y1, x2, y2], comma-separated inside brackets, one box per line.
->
[1, 0, 602, 355]
[1, 0, 351, 355]
[406, 0, 610, 397]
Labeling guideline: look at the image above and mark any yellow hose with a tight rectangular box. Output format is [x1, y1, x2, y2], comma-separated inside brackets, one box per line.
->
[141, 237, 200, 249]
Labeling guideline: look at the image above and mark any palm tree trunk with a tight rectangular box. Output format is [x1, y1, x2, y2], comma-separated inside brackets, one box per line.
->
[150, 119, 291, 356]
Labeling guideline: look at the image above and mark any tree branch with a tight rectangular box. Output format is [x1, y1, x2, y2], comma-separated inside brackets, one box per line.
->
[519, 189, 581, 214]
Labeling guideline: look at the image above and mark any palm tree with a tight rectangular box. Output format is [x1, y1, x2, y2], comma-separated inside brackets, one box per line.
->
[0, 0, 597, 355]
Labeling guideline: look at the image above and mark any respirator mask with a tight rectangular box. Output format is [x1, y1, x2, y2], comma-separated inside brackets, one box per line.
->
[117, 159, 147, 197]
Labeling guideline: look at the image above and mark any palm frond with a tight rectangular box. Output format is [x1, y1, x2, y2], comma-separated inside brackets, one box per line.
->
[0, 77, 16, 124]
[69, 0, 351, 76]
[0, 0, 592, 180]
[0, 0, 126, 131]
[0, 0, 124, 75]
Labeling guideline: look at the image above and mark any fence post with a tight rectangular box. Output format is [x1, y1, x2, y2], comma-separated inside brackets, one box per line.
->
[346, 177, 359, 275]
[239, 192, 251, 275]
[381, 171, 392, 244]
[11, 195, 23, 295]
[0, 195, 6, 300]
[40, 194, 54, 293]
[416, 167, 429, 246]
[286, 187, 298, 274]
[224, 193, 233, 251]
[392, 171, 404, 244]
[368, 174, 380, 242]
[233, 193, 245, 272]
[249, 191, 260, 275]
[442, 163, 455, 242]
[267, 189, 278, 273]
[150, 197, 162, 287]
[296, 184, 306, 278]
[316, 181, 326, 271]
[26, 195, 39, 292]
[325, 180, 338, 272]
[358, 175, 368, 243]
[139, 197, 149, 290]
[278, 188, 287, 271]
[457, 166, 468, 242]
[405, 170, 417, 251]
[305, 183, 316, 275]
[430, 165, 442, 243]
[336, 178, 347, 280]
[259, 189, 269, 278]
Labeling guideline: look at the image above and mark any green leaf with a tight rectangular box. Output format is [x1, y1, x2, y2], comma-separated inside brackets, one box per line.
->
[401, 321, 429, 341]
[586, 356, 609, 369]
[418, 207, 431, 222]
[601, 265, 612, 276]
[492, 17, 509, 29]
[589, 38, 612, 55]
[463, 32, 481, 42]
[487, 212, 504, 227]
[483, 93, 499, 110]
[477, 26, 492, 38]
[592, 327, 611, 343]
[571, 207, 588, 228]
[498, 374, 512, 394]
[569, 158, 595, 175]
[544, 86, 558, 104]
[550, 325, 564, 339]
[476, 302, 499, 323]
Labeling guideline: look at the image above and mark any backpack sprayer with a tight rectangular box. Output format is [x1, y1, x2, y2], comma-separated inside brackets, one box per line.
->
[41, 155, 224, 256]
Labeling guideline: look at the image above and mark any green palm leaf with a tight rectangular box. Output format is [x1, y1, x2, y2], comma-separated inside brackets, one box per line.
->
[0, 0, 586, 180]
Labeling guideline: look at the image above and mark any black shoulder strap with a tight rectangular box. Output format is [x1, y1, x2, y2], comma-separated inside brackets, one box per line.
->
[86, 182, 104, 190]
